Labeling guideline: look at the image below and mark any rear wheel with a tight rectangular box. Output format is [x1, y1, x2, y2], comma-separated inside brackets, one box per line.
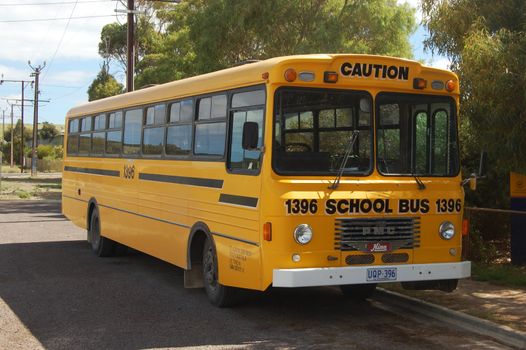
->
[202, 237, 239, 307]
[340, 283, 377, 300]
[89, 207, 116, 257]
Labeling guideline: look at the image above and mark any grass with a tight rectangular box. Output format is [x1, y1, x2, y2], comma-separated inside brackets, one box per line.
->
[472, 262, 526, 288]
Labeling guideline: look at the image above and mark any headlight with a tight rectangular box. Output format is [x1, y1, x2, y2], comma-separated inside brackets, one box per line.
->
[439, 221, 455, 240]
[293, 224, 313, 245]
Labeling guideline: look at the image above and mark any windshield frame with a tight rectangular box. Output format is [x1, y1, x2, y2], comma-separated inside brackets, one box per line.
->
[375, 92, 460, 178]
[271, 86, 374, 177]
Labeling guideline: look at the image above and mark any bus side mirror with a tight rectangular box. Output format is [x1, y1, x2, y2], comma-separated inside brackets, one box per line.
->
[242, 122, 259, 150]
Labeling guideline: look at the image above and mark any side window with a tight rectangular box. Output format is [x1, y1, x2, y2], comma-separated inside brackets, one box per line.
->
[67, 118, 80, 155]
[143, 105, 165, 156]
[228, 109, 264, 171]
[195, 94, 227, 156]
[123, 109, 142, 155]
[106, 111, 122, 155]
[167, 99, 193, 156]
[78, 116, 92, 155]
[146, 104, 166, 125]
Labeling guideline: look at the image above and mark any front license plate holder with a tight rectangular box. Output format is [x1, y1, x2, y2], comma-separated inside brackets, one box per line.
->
[366, 267, 397, 282]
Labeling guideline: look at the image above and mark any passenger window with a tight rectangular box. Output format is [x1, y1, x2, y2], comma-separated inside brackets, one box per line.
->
[67, 134, 79, 155]
[81, 117, 92, 131]
[108, 111, 122, 128]
[146, 104, 165, 125]
[78, 133, 91, 155]
[143, 127, 164, 155]
[106, 131, 122, 154]
[166, 125, 192, 155]
[91, 132, 105, 155]
[69, 119, 79, 133]
[123, 109, 142, 155]
[170, 99, 193, 122]
[194, 122, 226, 155]
[94, 114, 106, 130]
[198, 94, 227, 120]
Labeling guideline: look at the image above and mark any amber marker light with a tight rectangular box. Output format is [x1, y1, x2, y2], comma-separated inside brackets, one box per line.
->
[445, 79, 456, 92]
[284, 68, 297, 82]
[413, 78, 427, 89]
[462, 218, 469, 236]
[262, 72, 269, 80]
[263, 222, 272, 241]
[324, 71, 338, 83]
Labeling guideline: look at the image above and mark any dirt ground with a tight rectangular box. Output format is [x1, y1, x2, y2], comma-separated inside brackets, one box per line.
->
[0, 174, 61, 200]
[383, 279, 526, 333]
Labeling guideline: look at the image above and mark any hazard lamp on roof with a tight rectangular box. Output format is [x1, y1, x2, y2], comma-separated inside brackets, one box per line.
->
[413, 78, 427, 90]
[324, 71, 338, 83]
[445, 79, 456, 92]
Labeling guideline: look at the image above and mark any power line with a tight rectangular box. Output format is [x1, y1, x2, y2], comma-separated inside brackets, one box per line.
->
[42, 0, 79, 81]
[0, 0, 113, 6]
[0, 14, 116, 23]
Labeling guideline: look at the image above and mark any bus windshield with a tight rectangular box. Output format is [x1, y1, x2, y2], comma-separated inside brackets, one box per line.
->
[376, 93, 460, 176]
[273, 88, 373, 175]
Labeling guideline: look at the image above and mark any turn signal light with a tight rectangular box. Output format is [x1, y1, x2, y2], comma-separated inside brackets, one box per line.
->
[445, 79, 456, 92]
[263, 222, 272, 241]
[413, 78, 427, 89]
[462, 218, 469, 236]
[284, 68, 297, 82]
[324, 71, 338, 83]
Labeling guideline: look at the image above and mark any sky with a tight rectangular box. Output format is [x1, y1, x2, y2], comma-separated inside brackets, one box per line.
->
[0, 0, 450, 127]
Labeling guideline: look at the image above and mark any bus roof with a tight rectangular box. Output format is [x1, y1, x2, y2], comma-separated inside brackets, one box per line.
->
[67, 54, 456, 118]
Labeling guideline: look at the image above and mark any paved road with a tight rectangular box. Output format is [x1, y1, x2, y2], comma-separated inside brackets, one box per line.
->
[0, 201, 514, 349]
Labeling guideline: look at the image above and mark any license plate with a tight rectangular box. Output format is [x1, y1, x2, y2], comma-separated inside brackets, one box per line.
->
[366, 267, 397, 282]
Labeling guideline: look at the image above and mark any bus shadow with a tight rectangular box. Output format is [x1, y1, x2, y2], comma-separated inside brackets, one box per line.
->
[0, 240, 399, 350]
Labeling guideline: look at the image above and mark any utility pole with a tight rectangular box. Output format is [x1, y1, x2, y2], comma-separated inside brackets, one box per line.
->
[29, 61, 46, 177]
[0, 78, 33, 172]
[10, 104, 13, 168]
[126, 0, 135, 92]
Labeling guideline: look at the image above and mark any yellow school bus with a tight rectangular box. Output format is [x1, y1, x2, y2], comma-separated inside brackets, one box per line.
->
[62, 54, 471, 306]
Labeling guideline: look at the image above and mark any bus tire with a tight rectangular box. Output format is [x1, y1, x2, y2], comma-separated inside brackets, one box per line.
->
[89, 207, 115, 257]
[202, 237, 238, 307]
[340, 283, 377, 300]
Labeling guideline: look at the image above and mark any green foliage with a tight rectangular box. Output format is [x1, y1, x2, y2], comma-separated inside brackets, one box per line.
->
[422, 0, 526, 207]
[96, 0, 416, 88]
[1, 120, 33, 166]
[87, 63, 124, 101]
[472, 263, 526, 288]
[39, 122, 59, 140]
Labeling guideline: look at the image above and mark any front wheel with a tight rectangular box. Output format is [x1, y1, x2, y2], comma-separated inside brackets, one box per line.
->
[89, 207, 116, 257]
[340, 283, 377, 300]
[202, 237, 239, 307]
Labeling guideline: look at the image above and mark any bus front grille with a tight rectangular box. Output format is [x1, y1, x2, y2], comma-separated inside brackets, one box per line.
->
[335, 217, 420, 252]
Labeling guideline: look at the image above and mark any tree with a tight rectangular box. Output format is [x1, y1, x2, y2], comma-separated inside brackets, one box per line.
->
[87, 63, 124, 101]
[421, 0, 526, 207]
[95, 0, 416, 88]
[39, 122, 59, 140]
[1, 120, 33, 166]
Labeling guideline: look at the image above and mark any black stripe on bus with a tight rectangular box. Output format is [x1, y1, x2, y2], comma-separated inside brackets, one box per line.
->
[219, 194, 258, 208]
[64, 166, 120, 177]
[211, 231, 259, 246]
[139, 173, 223, 189]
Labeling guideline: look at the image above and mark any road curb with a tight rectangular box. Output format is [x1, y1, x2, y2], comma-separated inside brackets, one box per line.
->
[373, 288, 526, 349]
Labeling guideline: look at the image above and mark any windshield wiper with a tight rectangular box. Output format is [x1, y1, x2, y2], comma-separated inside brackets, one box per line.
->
[414, 175, 426, 190]
[329, 130, 359, 190]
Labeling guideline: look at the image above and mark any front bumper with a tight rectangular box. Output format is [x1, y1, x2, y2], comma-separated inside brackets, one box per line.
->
[273, 261, 471, 287]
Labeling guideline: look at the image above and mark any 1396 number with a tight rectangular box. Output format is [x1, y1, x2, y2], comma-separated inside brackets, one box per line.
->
[435, 198, 462, 213]
[285, 199, 318, 215]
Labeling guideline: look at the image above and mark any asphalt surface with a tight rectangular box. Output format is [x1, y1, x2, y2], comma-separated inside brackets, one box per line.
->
[0, 200, 515, 349]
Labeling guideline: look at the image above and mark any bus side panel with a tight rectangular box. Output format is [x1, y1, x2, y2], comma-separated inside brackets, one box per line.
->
[62, 169, 87, 229]
[214, 236, 262, 290]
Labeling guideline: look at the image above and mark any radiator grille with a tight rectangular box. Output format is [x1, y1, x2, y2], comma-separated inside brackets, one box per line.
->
[335, 217, 420, 252]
